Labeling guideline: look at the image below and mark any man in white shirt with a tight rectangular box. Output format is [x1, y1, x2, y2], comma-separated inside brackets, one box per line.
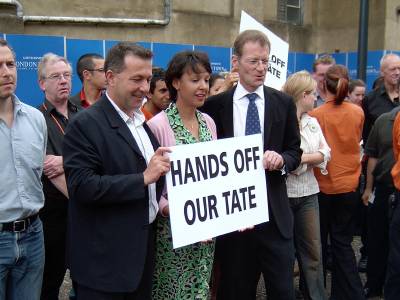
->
[63, 42, 170, 299]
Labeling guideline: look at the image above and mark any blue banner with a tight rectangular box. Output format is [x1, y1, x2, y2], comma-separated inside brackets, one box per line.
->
[331, 53, 347, 66]
[194, 45, 231, 74]
[294, 53, 315, 73]
[152, 43, 192, 69]
[5, 34, 65, 107]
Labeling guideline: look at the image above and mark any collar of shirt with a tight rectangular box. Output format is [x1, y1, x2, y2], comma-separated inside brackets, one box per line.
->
[11, 94, 27, 117]
[106, 91, 146, 127]
[233, 81, 264, 102]
[300, 113, 313, 129]
[43, 98, 78, 115]
[79, 89, 91, 108]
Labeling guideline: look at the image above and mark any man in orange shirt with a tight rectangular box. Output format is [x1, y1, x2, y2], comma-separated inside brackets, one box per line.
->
[141, 68, 170, 120]
[385, 113, 400, 300]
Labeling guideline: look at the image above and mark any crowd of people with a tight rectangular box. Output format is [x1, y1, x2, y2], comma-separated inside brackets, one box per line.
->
[1, 28, 400, 300]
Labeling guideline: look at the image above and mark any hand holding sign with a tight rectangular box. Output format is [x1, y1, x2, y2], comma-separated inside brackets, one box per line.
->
[143, 147, 171, 185]
[166, 134, 269, 248]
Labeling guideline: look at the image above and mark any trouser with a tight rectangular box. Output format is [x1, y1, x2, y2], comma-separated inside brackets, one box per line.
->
[0, 218, 45, 300]
[365, 182, 394, 294]
[216, 218, 295, 300]
[40, 221, 67, 300]
[385, 190, 400, 300]
[290, 194, 327, 300]
[319, 192, 364, 300]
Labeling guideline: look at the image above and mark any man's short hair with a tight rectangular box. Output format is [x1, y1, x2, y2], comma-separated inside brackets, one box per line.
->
[312, 54, 336, 72]
[38, 53, 72, 80]
[0, 39, 16, 59]
[76, 53, 103, 82]
[105, 42, 153, 74]
[149, 67, 166, 94]
[348, 79, 366, 93]
[380, 53, 400, 70]
[233, 30, 271, 57]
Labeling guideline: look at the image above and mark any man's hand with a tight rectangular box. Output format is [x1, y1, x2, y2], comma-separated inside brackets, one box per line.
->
[44, 155, 64, 179]
[263, 150, 284, 171]
[361, 188, 372, 206]
[143, 147, 171, 185]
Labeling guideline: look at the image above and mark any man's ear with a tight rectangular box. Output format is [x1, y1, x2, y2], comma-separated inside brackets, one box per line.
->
[82, 69, 91, 81]
[38, 79, 46, 92]
[232, 55, 239, 70]
[105, 70, 115, 87]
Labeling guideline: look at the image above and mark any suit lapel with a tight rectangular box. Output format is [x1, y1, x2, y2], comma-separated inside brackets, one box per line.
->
[263, 86, 272, 148]
[99, 96, 145, 158]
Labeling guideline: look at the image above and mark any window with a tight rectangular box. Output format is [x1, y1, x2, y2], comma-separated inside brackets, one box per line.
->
[277, 0, 303, 25]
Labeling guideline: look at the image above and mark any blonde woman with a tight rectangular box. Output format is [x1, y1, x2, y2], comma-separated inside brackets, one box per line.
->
[282, 71, 330, 300]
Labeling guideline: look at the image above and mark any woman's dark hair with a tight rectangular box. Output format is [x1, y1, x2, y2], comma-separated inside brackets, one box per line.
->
[324, 64, 350, 105]
[165, 51, 212, 101]
[209, 73, 224, 89]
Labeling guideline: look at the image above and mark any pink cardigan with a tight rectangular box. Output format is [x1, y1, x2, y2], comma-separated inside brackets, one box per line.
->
[147, 110, 217, 216]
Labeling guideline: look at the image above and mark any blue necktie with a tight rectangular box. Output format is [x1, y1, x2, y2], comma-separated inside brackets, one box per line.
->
[245, 93, 261, 135]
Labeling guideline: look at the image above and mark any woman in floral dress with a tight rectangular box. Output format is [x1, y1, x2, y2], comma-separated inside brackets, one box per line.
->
[147, 50, 217, 299]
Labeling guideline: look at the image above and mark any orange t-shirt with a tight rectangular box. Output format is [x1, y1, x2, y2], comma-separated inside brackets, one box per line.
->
[309, 100, 364, 194]
[391, 113, 400, 190]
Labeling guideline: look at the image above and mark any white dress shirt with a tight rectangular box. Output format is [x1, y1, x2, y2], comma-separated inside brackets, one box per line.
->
[106, 92, 158, 223]
[233, 82, 265, 137]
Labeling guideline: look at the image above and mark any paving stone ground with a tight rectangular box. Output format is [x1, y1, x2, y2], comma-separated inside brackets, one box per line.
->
[59, 236, 382, 299]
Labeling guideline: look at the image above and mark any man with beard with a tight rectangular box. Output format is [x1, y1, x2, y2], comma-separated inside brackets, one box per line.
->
[0, 39, 47, 300]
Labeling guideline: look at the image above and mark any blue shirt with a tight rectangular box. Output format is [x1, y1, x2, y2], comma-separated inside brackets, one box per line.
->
[0, 95, 47, 222]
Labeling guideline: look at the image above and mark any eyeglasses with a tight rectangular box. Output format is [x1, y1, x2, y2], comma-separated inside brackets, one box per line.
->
[87, 68, 105, 73]
[243, 58, 270, 69]
[46, 72, 72, 81]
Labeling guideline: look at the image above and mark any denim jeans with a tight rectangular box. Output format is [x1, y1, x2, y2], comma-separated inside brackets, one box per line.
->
[0, 217, 45, 300]
[289, 194, 327, 300]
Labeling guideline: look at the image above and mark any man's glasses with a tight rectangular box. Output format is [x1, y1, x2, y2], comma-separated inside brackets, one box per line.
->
[46, 72, 72, 81]
[87, 68, 105, 73]
[243, 58, 270, 69]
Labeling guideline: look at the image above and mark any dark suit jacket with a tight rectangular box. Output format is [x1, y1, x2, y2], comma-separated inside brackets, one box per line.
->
[202, 85, 302, 239]
[63, 95, 163, 292]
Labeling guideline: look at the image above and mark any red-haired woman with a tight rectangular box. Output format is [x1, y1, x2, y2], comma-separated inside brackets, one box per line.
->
[309, 65, 365, 299]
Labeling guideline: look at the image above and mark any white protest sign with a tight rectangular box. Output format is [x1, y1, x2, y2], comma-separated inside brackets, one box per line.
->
[239, 10, 289, 90]
[166, 134, 269, 249]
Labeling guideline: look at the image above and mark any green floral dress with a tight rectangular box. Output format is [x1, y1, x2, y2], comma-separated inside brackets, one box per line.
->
[152, 103, 215, 300]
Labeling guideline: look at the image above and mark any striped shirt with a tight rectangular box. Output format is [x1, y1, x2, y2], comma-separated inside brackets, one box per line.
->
[286, 114, 330, 198]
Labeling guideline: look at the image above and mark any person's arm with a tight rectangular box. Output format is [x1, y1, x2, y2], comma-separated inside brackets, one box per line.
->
[361, 157, 377, 206]
[63, 115, 169, 206]
[50, 174, 69, 198]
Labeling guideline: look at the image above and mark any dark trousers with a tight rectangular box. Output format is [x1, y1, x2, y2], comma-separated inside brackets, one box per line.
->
[319, 192, 364, 300]
[75, 224, 155, 300]
[216, 218, 295, 300]
[365, 182, 394, 294]
[40, 222, 67, 300]
[385, 191, 400, 300]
